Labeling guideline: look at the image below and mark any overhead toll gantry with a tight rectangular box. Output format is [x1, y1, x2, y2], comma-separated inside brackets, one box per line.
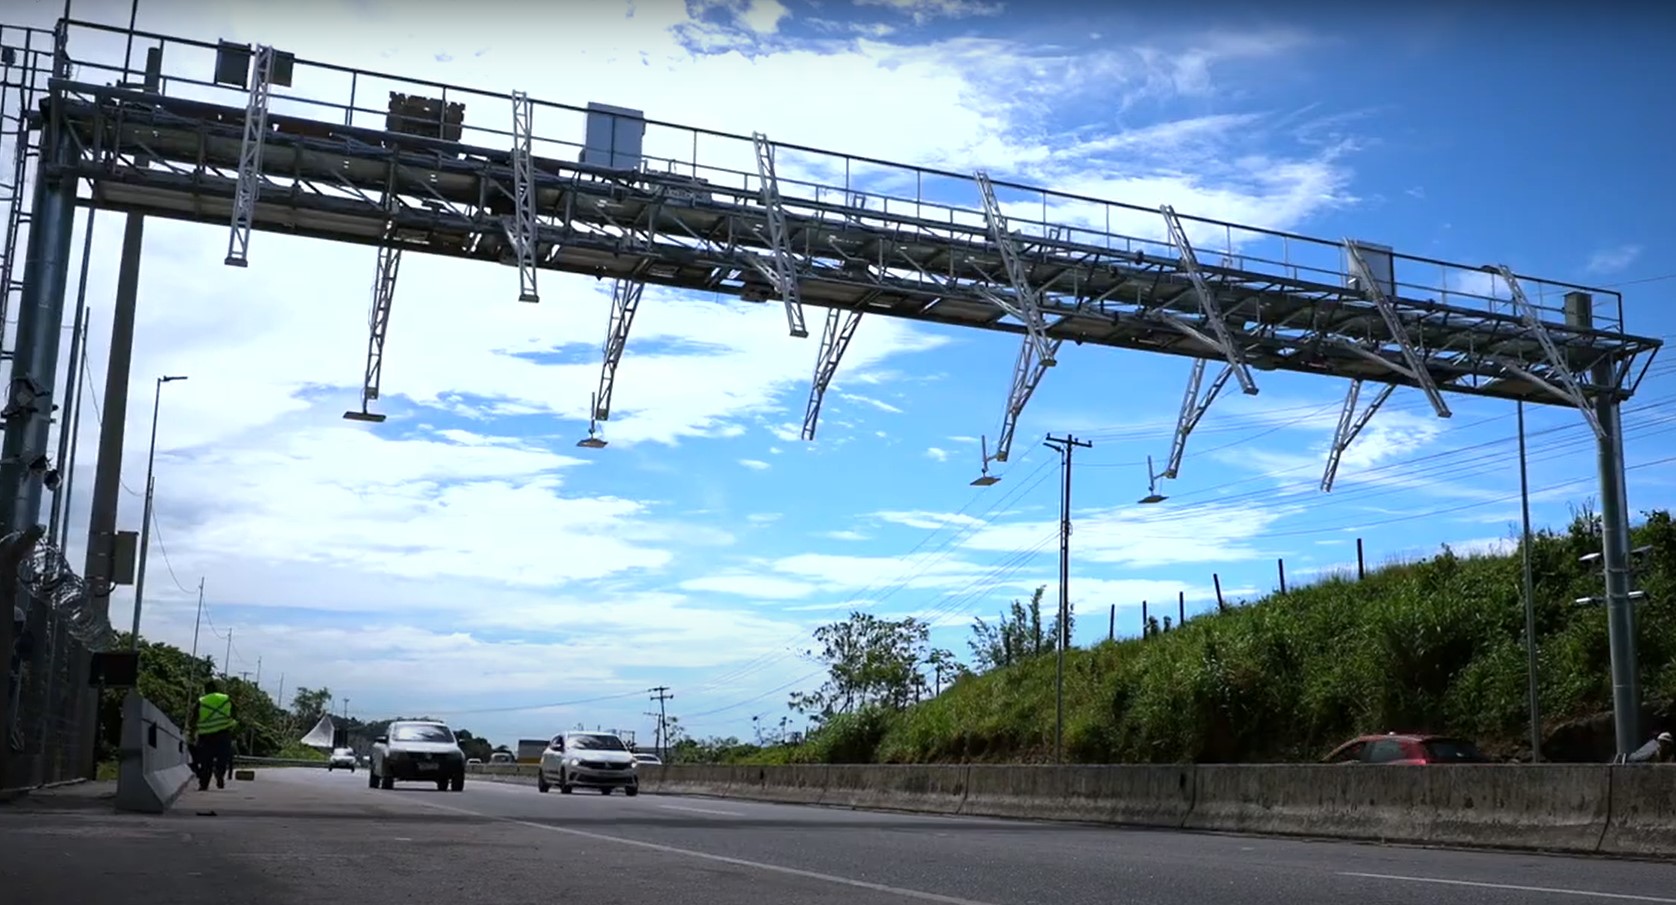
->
[0, 11, 1664, 767]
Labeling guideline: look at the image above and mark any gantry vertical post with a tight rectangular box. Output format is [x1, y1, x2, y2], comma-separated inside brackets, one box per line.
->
[506, 90, 540, 303]
[750, 132, 809, 339]
[801, 307, 862, 441]
[1567, 290, 1641, 759]
[223, 44, 274, 268]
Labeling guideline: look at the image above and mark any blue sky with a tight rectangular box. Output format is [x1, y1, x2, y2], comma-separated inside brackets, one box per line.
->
[14, 0, 1675, 748]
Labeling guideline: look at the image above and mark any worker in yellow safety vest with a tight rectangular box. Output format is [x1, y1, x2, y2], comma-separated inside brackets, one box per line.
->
[190, 679, 239, 790]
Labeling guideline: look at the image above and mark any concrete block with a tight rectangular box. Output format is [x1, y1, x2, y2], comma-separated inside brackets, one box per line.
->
[1429, 765, 1611, 854]
[1598, 765, 1676, 857]
[114, 692, 195, 814]
[748, 765, 829, 804]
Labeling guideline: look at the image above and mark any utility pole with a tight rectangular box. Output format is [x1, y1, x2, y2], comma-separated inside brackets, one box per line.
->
[648, 686, 673, 753]
[1042, 433, 1091, 765]
[223, 628, 232, 679]
[1517, 401, 1542, 762]
[255, 656, 262, 691]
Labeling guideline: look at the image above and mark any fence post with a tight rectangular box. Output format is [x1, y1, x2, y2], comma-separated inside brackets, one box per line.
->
[1356, 537, 1366, 581]
[1213, 573, 1226, 612]
[1277, 557, 1287, 594]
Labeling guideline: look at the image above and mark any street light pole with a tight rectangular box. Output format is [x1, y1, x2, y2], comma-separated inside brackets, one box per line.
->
[128, 374, 187, 651]
[1043, 433, 1091, 765]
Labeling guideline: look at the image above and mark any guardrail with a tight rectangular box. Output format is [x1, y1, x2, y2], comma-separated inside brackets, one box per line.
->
[457, 762, 1674, 859]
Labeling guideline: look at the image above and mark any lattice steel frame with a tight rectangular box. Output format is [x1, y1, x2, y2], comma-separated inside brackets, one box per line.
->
[1162, 358, 1232, 481]
[26, 19, 1662, 491]
[222, 43, 273, 268]
[1492, 264, 1607, 441]
[594, 276, 645, 422]
[802, 307, 861, 441]
[507, 90, 540, 303]
[750, 132, 809, 339]
[357, 243, 401, 414]
[1321, 379, 1396, 492]
[1159, 204, 1258, 396]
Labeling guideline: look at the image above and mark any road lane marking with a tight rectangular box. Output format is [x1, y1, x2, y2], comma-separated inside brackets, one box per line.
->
[413, 798, 999, 905]
[1340, 872, 1676, 902]
[659, 803, 745, 817]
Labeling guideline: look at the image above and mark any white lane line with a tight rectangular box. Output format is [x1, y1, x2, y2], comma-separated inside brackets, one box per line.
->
[1340, 872, 1676, 903]
[659, 803, 745, 817]
[413, 798, 999, 905]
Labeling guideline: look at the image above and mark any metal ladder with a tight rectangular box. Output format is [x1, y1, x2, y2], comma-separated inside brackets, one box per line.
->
[0, 25, 49, 374]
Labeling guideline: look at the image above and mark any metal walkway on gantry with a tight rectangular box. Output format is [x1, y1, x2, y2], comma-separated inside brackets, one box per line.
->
[0, 18, 1664, 772]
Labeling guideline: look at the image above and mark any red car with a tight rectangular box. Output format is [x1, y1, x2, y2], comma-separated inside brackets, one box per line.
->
[1322, 732, 1491, 765]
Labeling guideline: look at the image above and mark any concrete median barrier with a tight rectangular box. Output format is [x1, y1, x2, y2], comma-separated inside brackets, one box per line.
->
[960, 765, 1195, 828]
[637, 762, 1673, 857]
[114, 692, 195, 814]
[1598, 765, 1676, 857]
[466, 763, 538, 785]
[819, 765, 969, 813]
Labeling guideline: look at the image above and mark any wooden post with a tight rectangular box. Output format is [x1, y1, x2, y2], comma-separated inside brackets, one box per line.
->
[1213, 574, 1226, 612]
[1278, 557, 1287, 594]
[1107, 604, 1115, 641]
[1141, 600, 1149, 636]
[1356, 537, 1366, 581]
[1178, 590, 1185, 624]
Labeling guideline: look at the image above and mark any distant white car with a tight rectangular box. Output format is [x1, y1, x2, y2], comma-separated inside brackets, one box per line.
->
[633, 753, 662, 766]
[538, 731, 639, 795]
[370, 720, 467, 792]
[327, 747, 357, 772]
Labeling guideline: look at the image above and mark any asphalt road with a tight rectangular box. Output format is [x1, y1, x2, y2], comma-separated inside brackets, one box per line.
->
[2, 768, 1674, 904]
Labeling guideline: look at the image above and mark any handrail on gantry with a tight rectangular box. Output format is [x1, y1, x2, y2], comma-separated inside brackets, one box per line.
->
[49, 16, 1633, 323]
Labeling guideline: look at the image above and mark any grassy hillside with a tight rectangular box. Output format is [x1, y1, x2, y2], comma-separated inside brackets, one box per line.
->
[777, 509, 1676, 765]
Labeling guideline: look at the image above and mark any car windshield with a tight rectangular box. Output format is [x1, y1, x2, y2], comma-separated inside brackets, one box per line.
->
[1424, 738, 1488, 762]
[333, 748, 353, 756]
[569, 734, 626, 751]
[391, 724, 454, 743]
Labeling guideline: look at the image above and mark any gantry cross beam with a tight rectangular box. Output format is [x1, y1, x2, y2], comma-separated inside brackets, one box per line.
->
[24, 19, 1662, 471]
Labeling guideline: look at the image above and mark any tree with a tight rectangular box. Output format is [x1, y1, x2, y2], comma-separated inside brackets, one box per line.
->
[290, 686, 332, 728]
[967, 586, 1071, 673]
[453, 729, 493, 762]
[791, 611, 935, 718]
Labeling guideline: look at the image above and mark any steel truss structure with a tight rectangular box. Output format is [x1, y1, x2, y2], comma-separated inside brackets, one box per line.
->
[14, 19, 1663, 483]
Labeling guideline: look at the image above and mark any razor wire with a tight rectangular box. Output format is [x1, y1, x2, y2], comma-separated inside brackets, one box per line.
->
[9, 530, 113, 651]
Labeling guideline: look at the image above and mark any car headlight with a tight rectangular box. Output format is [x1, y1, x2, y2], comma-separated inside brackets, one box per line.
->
[567, 757, 581, 767]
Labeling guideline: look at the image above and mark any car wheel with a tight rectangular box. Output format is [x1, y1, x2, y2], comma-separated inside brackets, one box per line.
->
[367, 769, 378, 789]
[600, 786, 612, 795]
[450, 774, 465, 792]
[436, 778, 448, 791]
[327, 765, 334, 772]
[624, 785, 639, 797]
[559, 770, 573, 794]
[380, 773, 395, 790]
[537, 772, 550, 793]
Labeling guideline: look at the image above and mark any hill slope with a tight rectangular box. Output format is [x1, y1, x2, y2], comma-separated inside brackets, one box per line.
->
[787, 509, 1676, 765]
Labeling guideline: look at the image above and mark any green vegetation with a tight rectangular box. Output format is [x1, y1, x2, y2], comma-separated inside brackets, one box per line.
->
[94, 635, 508, 766]
[712, 509, 1675, 765]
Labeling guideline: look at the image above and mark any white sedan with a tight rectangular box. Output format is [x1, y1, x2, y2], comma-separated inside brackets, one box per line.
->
[327, 747, 357, 771]
[537, 731, 639, 795]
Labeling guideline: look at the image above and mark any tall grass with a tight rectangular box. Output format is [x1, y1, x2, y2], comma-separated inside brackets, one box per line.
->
[777, 510, 1675, 764]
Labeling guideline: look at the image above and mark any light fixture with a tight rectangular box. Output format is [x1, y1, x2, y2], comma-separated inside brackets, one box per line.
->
[577, 392, 608, 449]
[343, 410, 387, 423]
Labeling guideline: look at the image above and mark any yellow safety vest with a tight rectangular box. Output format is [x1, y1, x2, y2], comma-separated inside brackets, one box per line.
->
[197, 692, 238, 736]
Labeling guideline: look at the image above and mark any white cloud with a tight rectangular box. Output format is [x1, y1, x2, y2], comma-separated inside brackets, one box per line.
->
[7, 0, 1415, 744]
[925, 447, 950, 462]
[1585, 243, 1642, 275]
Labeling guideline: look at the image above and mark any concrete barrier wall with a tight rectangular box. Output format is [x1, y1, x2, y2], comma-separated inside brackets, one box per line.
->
[619, 761, 1675, 857]
[114, 691, 195, 814]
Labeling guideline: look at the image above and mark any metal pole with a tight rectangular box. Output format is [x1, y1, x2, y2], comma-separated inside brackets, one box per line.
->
[223, 628, 232, 678]
[47, 210, 96, 543]
[1043, 433, 1090, 765]
[1566, 291, 1641, 758]
[1517, 401, 1542, 762]
[0, 124, 78, 788]
[57, 313, 90, 554]
[128, 377, 166, 651]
